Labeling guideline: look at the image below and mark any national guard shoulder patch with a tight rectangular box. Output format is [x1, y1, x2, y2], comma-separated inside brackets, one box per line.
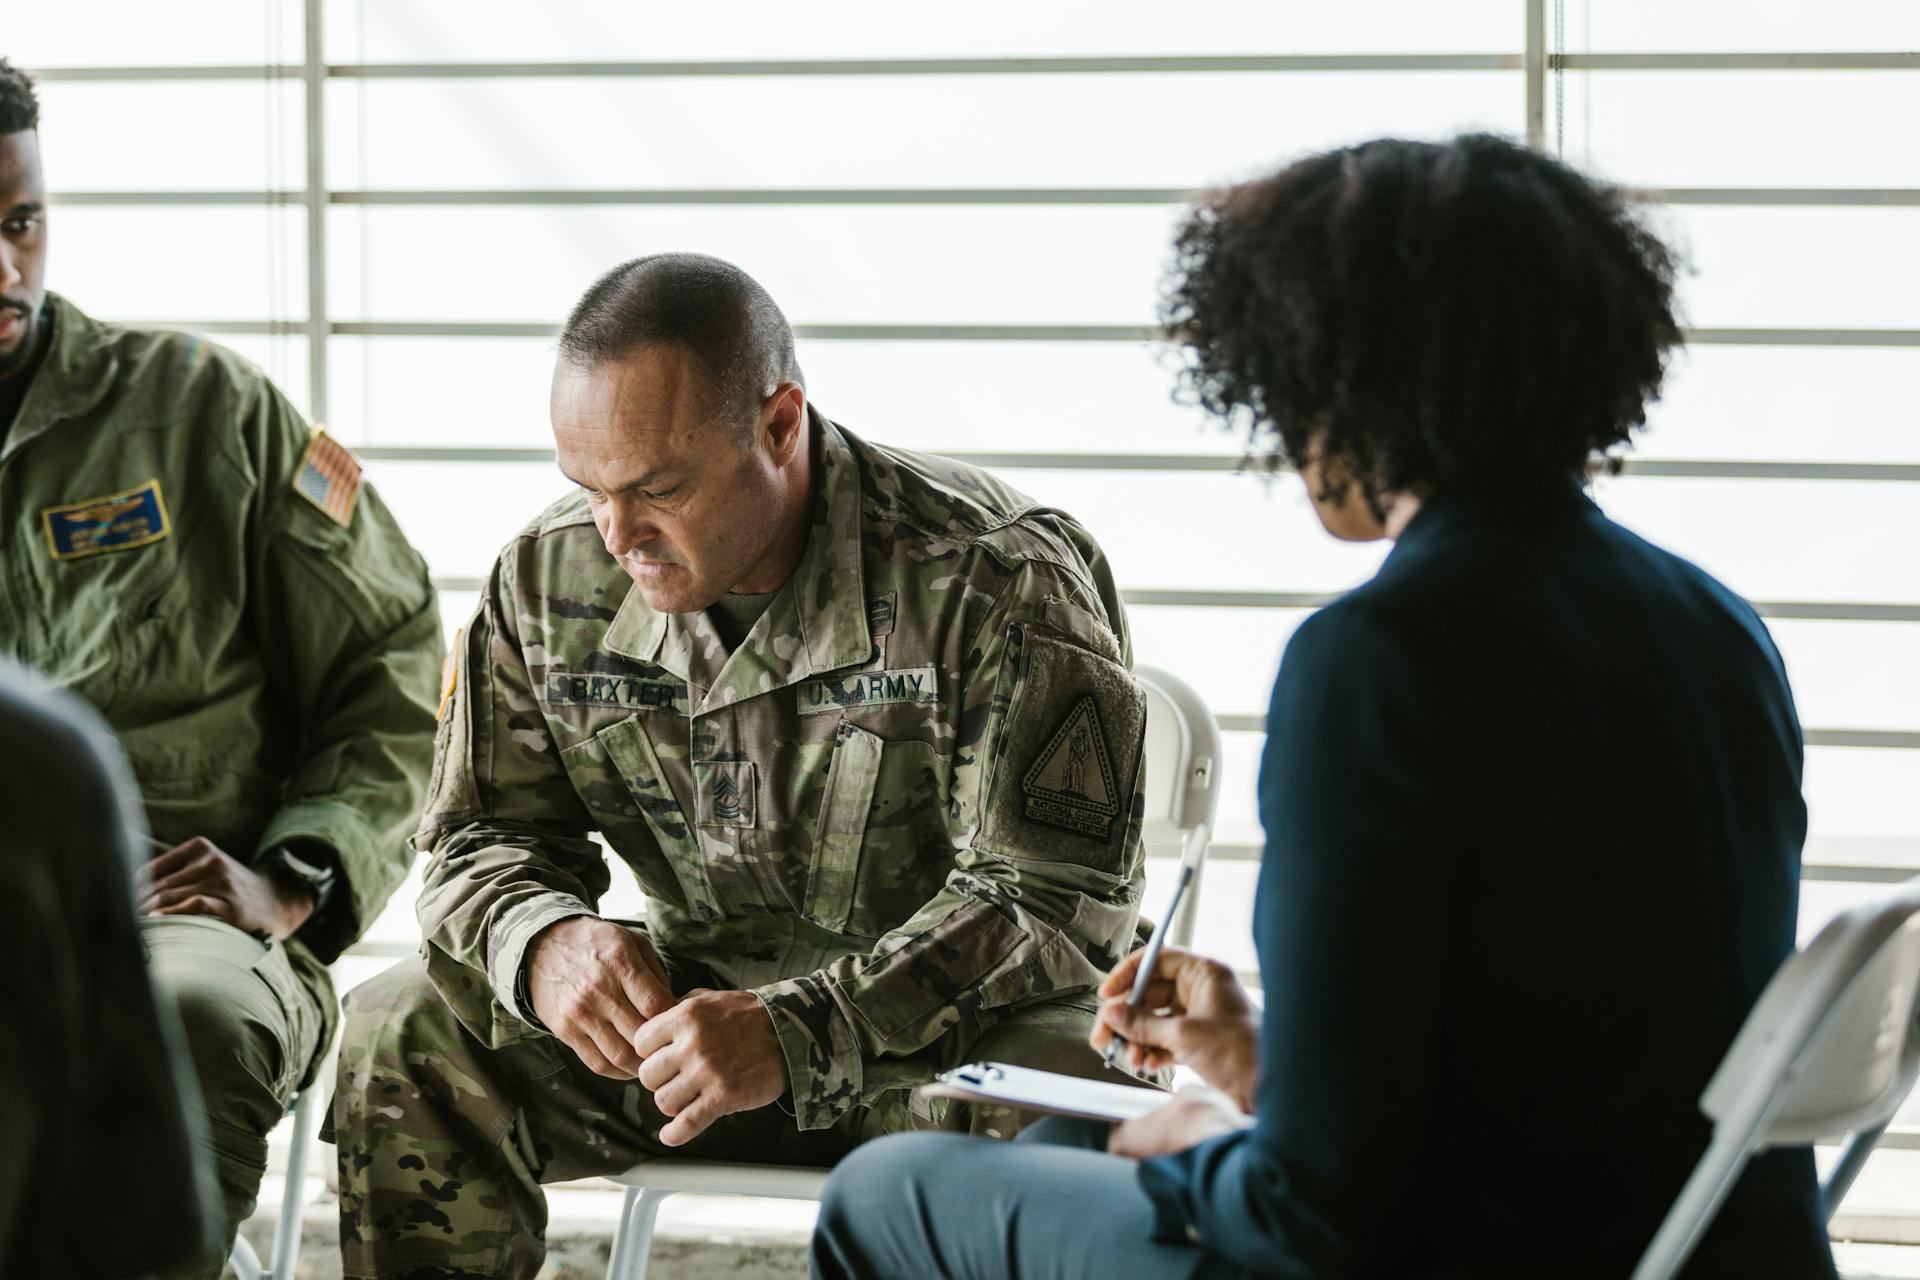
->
[42, 479, 172, 560]
[1022, 694, 1120, 838]
[293, 427, 363, 527]
[976, 625, 1147, 872]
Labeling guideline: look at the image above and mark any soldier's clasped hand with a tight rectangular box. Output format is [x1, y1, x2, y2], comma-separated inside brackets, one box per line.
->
[135, 836, 317, 941]
[632, 987, 788, 1146]
[527, 916, 678, 1079]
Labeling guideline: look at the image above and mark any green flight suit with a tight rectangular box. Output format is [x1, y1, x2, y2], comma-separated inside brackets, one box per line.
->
[332, 411, 1157, 1280]
[0, 293, 443, 1277]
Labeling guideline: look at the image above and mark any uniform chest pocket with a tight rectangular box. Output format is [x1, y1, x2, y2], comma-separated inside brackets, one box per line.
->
[806, 723, 950, 939]
[594, 715, 722, 922]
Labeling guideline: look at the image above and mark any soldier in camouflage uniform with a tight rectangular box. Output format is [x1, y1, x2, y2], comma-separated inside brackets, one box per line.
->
[331, 253, 1157, 1278]
[0, 61, 443, 1278]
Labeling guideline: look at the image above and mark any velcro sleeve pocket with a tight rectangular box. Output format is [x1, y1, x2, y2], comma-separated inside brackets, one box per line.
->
[974, 626, 1147, 873]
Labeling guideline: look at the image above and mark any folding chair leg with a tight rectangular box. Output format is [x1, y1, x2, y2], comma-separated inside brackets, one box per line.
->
[269, 1090, 319, 1279]
[229, 1234, 265, 1280]
[606, 1187, 674, 1280]
[1632, 1125, 1762, 1280]
[1823, 1121, 1890, 1221]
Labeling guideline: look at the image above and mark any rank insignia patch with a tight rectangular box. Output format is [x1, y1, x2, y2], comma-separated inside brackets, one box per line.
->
[41, 479, 172, 561]
[696, 761, 757, 829]
[1022, 694, 1120, 839]
[293, 427, 363, 527]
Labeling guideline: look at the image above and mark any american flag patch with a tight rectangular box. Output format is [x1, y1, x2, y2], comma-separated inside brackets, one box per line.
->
[293, 428, 363, 527]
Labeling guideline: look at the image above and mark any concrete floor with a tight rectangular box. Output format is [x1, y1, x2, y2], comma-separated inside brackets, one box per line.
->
[235, 1178, 1920, 1280]
[239, 1116, 1920, 1279]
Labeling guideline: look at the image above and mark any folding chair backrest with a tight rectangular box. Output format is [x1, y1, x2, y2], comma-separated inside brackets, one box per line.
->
[1133, 665, 1223, 949]
[1701, 881, 1920, 1146]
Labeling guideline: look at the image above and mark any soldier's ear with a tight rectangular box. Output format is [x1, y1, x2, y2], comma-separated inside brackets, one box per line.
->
[760, 383, 807, 465]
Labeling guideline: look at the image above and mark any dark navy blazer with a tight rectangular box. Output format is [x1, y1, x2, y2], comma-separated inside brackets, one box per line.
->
[1140, 486, 1837, 1279]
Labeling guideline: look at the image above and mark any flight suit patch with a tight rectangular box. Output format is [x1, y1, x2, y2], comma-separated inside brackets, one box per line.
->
[41, 480, 172, 561]
[544, 668, 689, 714]
[292, 428, 363, 528]
[798, 667, 937, 714]
[1021, 695, 1120, 839]
[697, 761, 756, 829]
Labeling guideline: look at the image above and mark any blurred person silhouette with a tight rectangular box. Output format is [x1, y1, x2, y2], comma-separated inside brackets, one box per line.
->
[0, 659, 218, 1277]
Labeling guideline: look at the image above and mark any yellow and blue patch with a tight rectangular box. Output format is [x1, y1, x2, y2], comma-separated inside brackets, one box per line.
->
[41, 479, 173, 561]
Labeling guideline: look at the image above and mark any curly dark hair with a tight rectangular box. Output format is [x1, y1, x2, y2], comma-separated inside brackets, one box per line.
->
[1162, 133, 1682, 514]
[0, 59, 38, 135]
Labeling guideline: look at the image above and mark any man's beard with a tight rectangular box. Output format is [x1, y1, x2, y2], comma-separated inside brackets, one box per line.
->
[0, 302, 41, 383]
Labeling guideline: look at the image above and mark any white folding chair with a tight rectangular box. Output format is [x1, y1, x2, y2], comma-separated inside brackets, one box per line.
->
[1633, 879, 1920, 1280]
[1133, 664, 1224, 950]
[228, 1088, 320, 1280]
[600, 662, 1225, 1280]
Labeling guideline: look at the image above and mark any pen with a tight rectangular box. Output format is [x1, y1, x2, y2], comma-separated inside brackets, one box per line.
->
[1105, 852, 1190, 1074]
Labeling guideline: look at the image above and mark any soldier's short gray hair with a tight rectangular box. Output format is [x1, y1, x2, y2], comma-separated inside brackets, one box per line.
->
[558, 252, 804, 439]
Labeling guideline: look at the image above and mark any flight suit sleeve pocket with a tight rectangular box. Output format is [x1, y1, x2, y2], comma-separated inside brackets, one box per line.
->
[975, 626, 1147, 873]
[806, 722, 883, 933]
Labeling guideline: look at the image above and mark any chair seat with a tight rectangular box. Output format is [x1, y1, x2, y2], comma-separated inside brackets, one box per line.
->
[608, 1159, 832, 1200]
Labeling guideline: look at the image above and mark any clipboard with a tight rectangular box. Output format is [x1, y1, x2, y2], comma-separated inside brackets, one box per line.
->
[916, 1061, 1171, 1123]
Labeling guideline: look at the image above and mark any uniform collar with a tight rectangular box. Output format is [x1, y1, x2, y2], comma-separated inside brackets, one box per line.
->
[0, 292, 120, 464]
[603, 407, 872, 713]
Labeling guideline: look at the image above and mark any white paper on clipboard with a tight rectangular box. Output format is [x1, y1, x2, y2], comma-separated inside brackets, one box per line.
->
[916, 1061, 1171, 1123]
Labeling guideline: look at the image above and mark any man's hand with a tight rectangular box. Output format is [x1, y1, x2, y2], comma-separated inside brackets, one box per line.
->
[633, 989, 787, 1147]
[1090, 944, 1260, 1109]
[1107, 1085, 1251, 1160]
[136, 837, 316, 940]
[528, 916, 677, 1079]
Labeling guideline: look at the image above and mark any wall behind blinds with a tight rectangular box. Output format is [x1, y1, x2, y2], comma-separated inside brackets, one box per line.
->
[18, 0, 1920, 1228]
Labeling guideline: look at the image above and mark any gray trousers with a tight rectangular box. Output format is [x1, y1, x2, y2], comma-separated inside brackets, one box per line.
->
[811, 1116, 1239, 1280]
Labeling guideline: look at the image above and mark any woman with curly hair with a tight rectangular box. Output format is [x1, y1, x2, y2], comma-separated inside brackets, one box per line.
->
[811, 133, 1835, 1280]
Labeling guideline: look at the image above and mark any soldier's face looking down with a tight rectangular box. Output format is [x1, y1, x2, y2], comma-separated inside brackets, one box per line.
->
[551, 342, 813, 614]
[0, 130, 48, 378]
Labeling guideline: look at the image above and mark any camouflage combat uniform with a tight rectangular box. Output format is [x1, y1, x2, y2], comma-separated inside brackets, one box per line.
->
[0, 293, 443, 1278]
[333, 410, 1155, 1279]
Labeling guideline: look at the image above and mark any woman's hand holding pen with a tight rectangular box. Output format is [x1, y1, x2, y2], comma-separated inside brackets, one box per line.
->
[1089, 944, 1260, 1111]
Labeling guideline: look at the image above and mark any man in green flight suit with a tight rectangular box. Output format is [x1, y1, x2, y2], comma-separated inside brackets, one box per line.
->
[330, 252, 1156, 1279]
[0, 59, 443, 1278]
